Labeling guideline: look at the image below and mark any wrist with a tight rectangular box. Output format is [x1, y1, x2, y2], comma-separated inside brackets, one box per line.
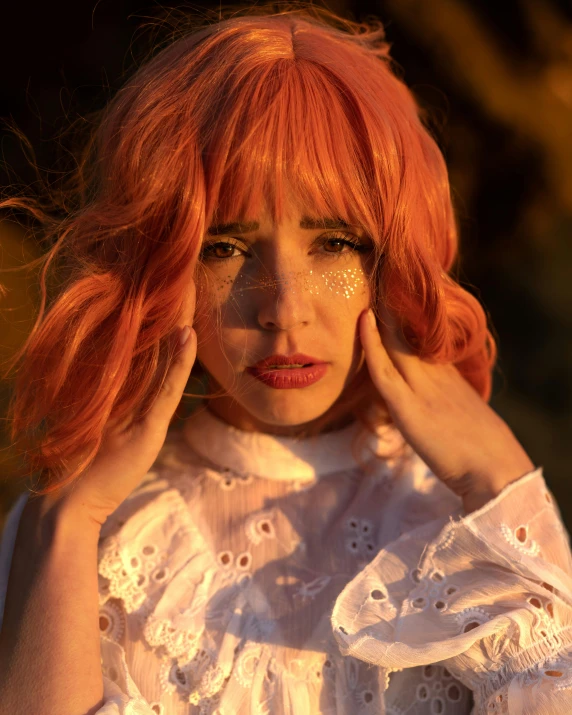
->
[462, 485, 503, 514]
[462, 460, 536, 515]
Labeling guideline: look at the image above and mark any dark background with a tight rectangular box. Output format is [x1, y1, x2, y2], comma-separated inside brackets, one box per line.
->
[1, 0, 571, 529]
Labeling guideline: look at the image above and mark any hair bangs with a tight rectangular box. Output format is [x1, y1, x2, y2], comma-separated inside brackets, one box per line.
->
[202, 57, 381, 239]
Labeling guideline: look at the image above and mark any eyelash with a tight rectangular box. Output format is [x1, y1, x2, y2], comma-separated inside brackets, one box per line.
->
[200, 231, 369, 261]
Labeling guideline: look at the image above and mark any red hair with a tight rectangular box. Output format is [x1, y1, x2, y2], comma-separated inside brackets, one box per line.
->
[0, 3, 497, 496]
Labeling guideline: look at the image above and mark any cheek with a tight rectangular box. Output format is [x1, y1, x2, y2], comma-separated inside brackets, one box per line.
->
[306, 266, 370, 302]
[192, 274, 222, 351]
[193, 266, 371, 373]
[315, 268, 371, 325]
[308, 267, 372, 332]
[196, 264, 371, 305]
[193, 273, 250, 373]
[193, 263, 372, 347]
[194, 265, 372, 355]
[194, 270, 251, 332]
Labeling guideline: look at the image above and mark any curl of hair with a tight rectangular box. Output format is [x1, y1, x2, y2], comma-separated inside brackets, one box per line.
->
[0, 1, 497, 497]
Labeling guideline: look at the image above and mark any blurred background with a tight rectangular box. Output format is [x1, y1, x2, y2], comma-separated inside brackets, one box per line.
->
[0, 0, 571, 531]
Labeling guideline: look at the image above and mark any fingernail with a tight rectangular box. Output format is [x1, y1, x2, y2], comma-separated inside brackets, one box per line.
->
[367, 309, 376, 328]
[180, 325, 191, 346]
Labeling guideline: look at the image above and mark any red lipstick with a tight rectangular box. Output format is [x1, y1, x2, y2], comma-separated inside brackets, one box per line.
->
[246, 353, 328, 389]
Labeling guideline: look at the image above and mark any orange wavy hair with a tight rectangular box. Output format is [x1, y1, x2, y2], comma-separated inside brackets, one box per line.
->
[0, 2, 497, 496]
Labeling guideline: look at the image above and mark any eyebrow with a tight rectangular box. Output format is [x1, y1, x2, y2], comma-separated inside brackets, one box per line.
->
[206, 216, 353, 235]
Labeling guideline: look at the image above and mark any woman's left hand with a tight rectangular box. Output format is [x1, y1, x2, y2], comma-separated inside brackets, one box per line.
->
[359, 306, 536, 514]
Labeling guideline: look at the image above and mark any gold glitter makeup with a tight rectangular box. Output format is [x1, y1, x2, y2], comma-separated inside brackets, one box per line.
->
[210, 266, 368, 298]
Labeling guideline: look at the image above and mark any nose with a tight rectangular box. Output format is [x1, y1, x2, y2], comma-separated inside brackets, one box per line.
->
[256, 264, 314, 332]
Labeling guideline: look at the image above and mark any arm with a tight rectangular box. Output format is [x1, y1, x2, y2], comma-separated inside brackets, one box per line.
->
[0, 495, 104, 715]
[0, 298, 197, 715]
[332, 467, 572, 713]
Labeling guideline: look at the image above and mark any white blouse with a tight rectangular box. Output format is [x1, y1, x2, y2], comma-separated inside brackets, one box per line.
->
[1, 405, 572, 714]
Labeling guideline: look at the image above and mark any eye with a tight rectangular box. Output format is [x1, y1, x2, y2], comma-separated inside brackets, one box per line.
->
[200, 240, 244, 260]
[199, 232, 371, 262]
[318, 231, 370, 257]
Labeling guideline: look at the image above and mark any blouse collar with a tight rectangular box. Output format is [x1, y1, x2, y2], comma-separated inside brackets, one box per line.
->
[181, 405, 405, 482]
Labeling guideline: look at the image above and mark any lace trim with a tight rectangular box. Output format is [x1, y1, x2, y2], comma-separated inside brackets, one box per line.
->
[158, 643, 368, 709]
[475, 624, 572, 705]
[101, 635, 156, 712]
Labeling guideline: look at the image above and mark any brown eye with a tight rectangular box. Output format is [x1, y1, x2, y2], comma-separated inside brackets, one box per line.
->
[320, 232, 368, 256]
[201, 241, 243, 260]
[324, 238, 347, 253]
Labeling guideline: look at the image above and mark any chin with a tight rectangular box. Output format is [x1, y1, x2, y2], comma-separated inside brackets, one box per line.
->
[205, 368, 350, 430]
[231, 383, 339, 426]
[247, 400, 334, 427]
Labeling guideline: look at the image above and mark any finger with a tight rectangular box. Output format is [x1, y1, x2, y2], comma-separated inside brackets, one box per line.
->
[376, 302, 415, 357]
[360, 309, 410, 401]
[143, 326, 197, 429]
[180, 281, 197, 328]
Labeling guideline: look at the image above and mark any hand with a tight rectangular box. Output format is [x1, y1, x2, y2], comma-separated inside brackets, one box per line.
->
[359, 305, 535, 513]
[39, 282, 198, 528]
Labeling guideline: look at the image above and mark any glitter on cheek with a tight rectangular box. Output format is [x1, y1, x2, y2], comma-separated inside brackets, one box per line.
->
[306, 268, 369, 298]
[209, 266, 369, 298]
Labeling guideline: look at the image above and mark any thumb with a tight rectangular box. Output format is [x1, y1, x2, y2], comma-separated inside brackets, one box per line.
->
[360, 309, 409, 401]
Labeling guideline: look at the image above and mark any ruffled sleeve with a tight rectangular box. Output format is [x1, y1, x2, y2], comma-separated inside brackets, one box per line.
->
[331, 466, 572, 714]
[0, 492, 157, 715]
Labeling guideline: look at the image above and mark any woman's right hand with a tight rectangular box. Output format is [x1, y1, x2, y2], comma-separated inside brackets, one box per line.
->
[37, 281, 198, 528]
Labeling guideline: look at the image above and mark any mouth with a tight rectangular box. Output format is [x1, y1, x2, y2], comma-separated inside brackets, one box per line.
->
[262, 363, 313, 369]
[245, 353, 329, 390]
[245, 361, 329, 389]
[248, 353, 326, 371]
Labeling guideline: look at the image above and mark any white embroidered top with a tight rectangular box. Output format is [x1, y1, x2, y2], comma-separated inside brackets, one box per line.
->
[1, 405, 572, 715]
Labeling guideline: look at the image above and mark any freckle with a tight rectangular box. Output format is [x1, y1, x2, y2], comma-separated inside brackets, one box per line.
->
[213, 265, 367, 299]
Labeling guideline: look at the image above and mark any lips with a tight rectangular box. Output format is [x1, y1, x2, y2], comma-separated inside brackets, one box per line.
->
[265, 365, 308, 369]
[246, 362, 329, 389]
[248, 353, 326, 371]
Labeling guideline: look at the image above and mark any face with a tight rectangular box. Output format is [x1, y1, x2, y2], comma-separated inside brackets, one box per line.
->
[193, 198, 375, 436]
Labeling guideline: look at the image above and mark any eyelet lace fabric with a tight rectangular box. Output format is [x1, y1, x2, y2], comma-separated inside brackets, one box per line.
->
[95, 456, 410, 714]
[332, 467, 572, 714]
[2, 406, 572, 714]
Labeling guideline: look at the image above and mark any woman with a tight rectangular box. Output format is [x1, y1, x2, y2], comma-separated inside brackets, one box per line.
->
[0, 4, 570, 713]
